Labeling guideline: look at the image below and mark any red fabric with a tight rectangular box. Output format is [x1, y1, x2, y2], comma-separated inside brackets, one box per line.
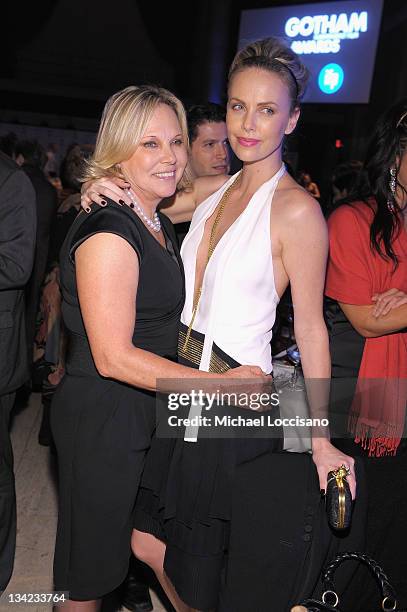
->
[326, 201, 407, 456]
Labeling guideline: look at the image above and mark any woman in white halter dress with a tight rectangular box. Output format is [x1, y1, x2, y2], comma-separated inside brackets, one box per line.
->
[81, 38, 358, 612]
[178, 165, 284, 374]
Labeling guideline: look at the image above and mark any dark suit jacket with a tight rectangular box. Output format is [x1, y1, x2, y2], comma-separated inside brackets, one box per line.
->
[0, 152, 36, 394]
[21, 164, 57, 353]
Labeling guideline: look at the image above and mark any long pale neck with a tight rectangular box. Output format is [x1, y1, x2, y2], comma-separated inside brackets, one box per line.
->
[239, 158, 283, 195]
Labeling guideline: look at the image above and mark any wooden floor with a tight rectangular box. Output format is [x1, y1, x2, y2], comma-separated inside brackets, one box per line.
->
[0, 392, 166, 612]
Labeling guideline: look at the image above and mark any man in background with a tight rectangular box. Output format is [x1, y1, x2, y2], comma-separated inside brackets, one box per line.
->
[15, 140, 58, 371]
[174, 102, 230, 245]
[0, 151, 36, 592]
[187, 102, 230, 178]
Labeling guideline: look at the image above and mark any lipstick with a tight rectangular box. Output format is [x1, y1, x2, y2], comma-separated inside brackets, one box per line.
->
[237, 137, 260, 147]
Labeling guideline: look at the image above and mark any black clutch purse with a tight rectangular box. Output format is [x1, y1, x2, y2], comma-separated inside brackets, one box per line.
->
[325, 465, 352, 530]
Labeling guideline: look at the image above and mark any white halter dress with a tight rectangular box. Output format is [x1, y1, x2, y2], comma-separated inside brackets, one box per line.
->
[178, 164, 285, 375]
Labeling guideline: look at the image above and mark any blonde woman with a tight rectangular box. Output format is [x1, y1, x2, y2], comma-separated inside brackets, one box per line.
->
[51, 85, 263, 612]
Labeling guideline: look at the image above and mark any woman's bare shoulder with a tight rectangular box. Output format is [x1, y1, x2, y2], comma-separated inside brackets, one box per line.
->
[275, 175, 323, 221]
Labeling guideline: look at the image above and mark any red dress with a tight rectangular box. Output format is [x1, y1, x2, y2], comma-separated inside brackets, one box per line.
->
[326, 200, 407, 329]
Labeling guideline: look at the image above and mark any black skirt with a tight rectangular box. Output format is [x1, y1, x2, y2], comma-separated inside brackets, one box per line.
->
[51, 375, 155, 600]
[134, 413, 367, 611]
[134, 431, 289, 609]
[135, 341, 281, 608]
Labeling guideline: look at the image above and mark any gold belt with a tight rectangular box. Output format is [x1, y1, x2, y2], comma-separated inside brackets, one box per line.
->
[178, 324, 240, 373]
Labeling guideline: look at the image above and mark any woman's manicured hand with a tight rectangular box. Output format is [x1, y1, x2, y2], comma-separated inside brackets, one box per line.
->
[312, 439, 356, 498]
[80, 176, 132, 212]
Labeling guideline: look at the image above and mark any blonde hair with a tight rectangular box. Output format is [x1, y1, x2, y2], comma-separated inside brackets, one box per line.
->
[83, 85, 191, 190]
[229, 38, 309, 111]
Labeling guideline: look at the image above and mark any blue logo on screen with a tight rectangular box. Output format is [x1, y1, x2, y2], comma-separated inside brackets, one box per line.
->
[318, 63, 344, 94]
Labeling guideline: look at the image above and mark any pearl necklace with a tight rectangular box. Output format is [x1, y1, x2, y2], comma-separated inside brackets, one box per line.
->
[126, 188, 161, 233]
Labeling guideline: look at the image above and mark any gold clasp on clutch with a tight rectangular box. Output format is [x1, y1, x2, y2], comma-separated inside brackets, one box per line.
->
[332, 465, 349, 529]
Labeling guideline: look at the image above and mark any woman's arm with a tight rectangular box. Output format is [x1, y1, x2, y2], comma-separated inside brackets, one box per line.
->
[280, 193, 330, 380]
[75, 233, 264, 391]
[339, 301, 407, 337]
[279, 192, 356, 494]
[80, 174, 228, 223]
[160, 174, 229, 223]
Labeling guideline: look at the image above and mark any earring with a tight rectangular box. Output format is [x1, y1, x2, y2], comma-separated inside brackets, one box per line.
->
[389, 167, 396, 194]
[387, 167, 397, 212]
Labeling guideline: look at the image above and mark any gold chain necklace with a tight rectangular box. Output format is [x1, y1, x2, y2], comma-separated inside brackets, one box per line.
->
[182, 172, 242, 351]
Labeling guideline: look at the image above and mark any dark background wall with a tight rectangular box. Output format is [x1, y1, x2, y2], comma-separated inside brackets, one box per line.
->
[1, 0, 407, 186]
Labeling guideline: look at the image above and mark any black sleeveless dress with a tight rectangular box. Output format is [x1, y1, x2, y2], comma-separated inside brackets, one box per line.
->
[50, 202, 184, 601]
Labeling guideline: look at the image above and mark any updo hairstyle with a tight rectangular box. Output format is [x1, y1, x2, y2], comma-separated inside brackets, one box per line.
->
[228, 37, 309, 111]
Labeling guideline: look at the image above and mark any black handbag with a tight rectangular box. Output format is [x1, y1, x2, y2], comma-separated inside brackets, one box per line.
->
[299, 551, 404, 611]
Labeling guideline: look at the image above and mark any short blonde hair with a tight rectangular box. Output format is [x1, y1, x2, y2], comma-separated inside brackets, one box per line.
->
[83, 85, 191, 190]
